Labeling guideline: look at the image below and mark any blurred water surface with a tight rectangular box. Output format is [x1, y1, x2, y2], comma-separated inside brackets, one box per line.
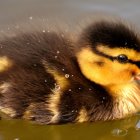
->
[0, 0, 140, 140]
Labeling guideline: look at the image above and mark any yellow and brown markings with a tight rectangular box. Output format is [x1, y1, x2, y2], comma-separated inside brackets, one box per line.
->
[23, 103, 35, 120]
[0, 82, 16, 118]
[77, 45, 140, 86]
[77, 45, 140, 118]
[43, 62, 69, 123]
[0, 82, 11, 94]
[96, 46, 140, 117]
[76, 107, 89, 123]
[97, 45, 140, 61]
[0, 56, 13, 72]
[0, 106, 16, 118]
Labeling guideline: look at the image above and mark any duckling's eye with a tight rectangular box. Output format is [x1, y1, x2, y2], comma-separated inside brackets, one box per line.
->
[117, 54, 128, 63]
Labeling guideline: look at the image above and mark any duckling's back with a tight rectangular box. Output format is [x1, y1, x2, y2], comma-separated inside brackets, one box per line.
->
[0, 31, 74, 122]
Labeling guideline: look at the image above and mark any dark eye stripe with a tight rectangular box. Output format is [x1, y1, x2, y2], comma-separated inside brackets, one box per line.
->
[93, 48, 114, 60]
[93, 47, 140, 67]
[128, 60, 140, 68]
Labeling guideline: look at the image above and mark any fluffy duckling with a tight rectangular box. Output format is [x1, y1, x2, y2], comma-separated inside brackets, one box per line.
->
[0, 21, 140, 124]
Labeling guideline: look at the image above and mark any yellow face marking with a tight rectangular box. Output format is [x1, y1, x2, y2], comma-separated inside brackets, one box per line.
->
[77, 46, 140, 86]
[77, 46, 140, 118]
[43, 62, 69, 123]
[76, 107, 88, 123]
[0, 56, 13, 72]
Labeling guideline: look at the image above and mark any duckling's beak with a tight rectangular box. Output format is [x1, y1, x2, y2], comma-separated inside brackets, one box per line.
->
[134, 74, 140, 81]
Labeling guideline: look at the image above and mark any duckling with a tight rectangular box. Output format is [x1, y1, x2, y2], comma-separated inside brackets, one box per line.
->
[0, 20, 140, 124]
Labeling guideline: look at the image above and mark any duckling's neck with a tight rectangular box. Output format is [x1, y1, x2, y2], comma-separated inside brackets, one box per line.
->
[106, 82, 140, 119]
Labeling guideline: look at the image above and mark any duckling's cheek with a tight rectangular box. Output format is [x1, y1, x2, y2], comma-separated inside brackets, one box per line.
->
[113, 70, 132, 84]
[112, 64, 140, 84]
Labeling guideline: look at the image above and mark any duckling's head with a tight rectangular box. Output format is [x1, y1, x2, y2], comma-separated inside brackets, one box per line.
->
[77, 21, 140, 94]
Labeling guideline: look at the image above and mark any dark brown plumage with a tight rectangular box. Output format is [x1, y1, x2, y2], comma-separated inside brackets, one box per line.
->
[0, 21, 140, 124]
